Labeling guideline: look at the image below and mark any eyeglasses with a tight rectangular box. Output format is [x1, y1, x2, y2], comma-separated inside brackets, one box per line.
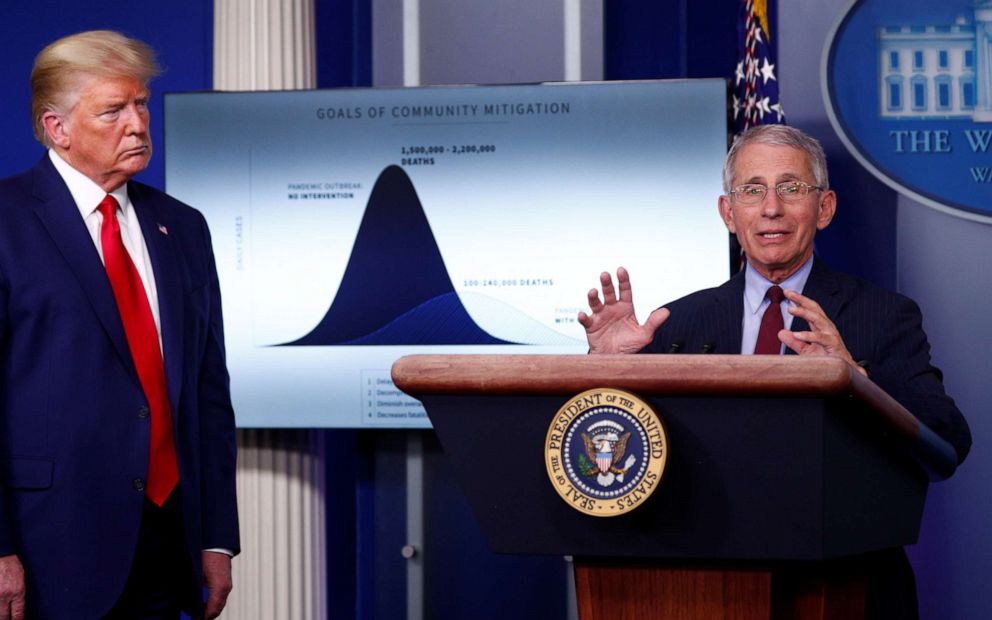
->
[730, 181, 823, 204]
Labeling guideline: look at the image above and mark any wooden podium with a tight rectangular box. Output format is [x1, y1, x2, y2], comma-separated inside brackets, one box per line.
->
[391, 354, 957, 619]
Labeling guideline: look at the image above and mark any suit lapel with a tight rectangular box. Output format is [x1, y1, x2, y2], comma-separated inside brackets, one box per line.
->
[707, 271, 745, 354]
[130, 184, 185, 413]
[28, 157, 139, 379]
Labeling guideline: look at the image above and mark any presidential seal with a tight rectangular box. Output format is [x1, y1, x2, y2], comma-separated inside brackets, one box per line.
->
[544, 388, 667, 517]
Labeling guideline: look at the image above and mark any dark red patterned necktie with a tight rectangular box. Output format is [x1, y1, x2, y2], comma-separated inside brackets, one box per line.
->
[754, 285, 785, 355]
[98, 195, 178, 506]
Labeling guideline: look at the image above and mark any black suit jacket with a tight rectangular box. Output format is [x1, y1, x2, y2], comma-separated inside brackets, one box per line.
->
[640, 258, 970, 619]
[642, 257, 971, 463]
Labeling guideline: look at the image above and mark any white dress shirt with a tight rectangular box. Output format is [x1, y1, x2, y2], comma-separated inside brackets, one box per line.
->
[49, 150, 162, 343]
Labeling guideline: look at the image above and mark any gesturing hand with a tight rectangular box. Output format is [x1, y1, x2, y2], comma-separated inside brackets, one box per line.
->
[577, 267, 669, 354]
[779, 289, 867, 376]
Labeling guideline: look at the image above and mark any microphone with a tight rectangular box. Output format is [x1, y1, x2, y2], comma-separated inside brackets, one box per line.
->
[667, 340, 684, 354]
[700, 341, 716, 354]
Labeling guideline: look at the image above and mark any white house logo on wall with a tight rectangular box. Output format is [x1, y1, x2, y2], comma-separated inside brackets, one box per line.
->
[544, 388, 667, 517]
[823, 0, 992, 222]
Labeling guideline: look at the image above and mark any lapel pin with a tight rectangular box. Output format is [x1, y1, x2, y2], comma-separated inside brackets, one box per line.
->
[157, 223, 169, 235]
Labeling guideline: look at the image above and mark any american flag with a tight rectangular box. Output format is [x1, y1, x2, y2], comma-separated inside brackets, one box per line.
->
[735, 0, 784, 131]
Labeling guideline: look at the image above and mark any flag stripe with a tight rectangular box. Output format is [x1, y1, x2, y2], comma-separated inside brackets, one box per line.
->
[734, 0, 784, 132]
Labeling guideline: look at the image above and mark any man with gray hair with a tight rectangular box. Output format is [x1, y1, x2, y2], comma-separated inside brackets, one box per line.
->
[0, 30, 238, 619]
[579, 124, 970, 618]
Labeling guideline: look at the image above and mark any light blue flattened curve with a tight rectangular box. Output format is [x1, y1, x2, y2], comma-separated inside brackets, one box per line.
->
[823, 0, 992, 222]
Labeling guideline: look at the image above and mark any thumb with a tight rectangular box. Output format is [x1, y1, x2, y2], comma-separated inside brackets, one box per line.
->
[778, 329, 803, 354]
[643, 307, 670, 335]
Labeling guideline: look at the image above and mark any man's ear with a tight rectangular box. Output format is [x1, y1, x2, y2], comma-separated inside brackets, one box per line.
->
[718, 194, 737, 233]
[41, 111, 70, 149]
[816, 189, 837, 230]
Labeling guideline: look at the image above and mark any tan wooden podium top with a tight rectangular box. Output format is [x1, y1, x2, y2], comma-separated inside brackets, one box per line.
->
[392, 354, 956, 479]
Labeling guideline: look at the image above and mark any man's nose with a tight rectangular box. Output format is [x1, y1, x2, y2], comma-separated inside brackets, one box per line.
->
[124, 106, 148, 134]
[761, 190, 785, 216]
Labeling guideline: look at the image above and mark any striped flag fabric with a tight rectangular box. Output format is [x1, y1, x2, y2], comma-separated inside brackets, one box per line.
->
[735, 0, 785, 131]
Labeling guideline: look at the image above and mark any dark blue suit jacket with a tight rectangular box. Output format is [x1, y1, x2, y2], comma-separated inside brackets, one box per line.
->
[642, 257, 971, 463]
[641, 258, 971, 618]
[0, 156, 239, 618]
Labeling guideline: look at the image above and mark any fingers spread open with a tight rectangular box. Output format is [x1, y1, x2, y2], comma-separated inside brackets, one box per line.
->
[616, 266, 634, 303]
[586, 288, 603, 313]
[599, 271, 617, 304]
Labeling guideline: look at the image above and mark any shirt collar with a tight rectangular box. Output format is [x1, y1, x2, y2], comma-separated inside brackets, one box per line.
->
[743, 256, 814, 315]
[48, 150, 131, 219]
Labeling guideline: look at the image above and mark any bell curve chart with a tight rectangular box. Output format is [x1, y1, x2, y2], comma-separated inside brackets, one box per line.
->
[164, 80, 730, 427]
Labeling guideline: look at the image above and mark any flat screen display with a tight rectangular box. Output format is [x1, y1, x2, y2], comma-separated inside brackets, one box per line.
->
[164, 79, 730, 427]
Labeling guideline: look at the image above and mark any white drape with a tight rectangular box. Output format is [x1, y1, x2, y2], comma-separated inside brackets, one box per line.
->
[213, 1, 325, 618]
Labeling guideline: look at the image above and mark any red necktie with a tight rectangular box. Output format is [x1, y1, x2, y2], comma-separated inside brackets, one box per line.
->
[754, 285, 785, 355]
[98, 195, 178, 506]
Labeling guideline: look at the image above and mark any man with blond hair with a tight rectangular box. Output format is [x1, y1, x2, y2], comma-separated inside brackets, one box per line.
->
[0, 31, 239, 619]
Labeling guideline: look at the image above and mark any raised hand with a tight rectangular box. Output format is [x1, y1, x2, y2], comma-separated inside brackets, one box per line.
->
[577, 267, 669, 354]
[779, 289, 867, 376]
